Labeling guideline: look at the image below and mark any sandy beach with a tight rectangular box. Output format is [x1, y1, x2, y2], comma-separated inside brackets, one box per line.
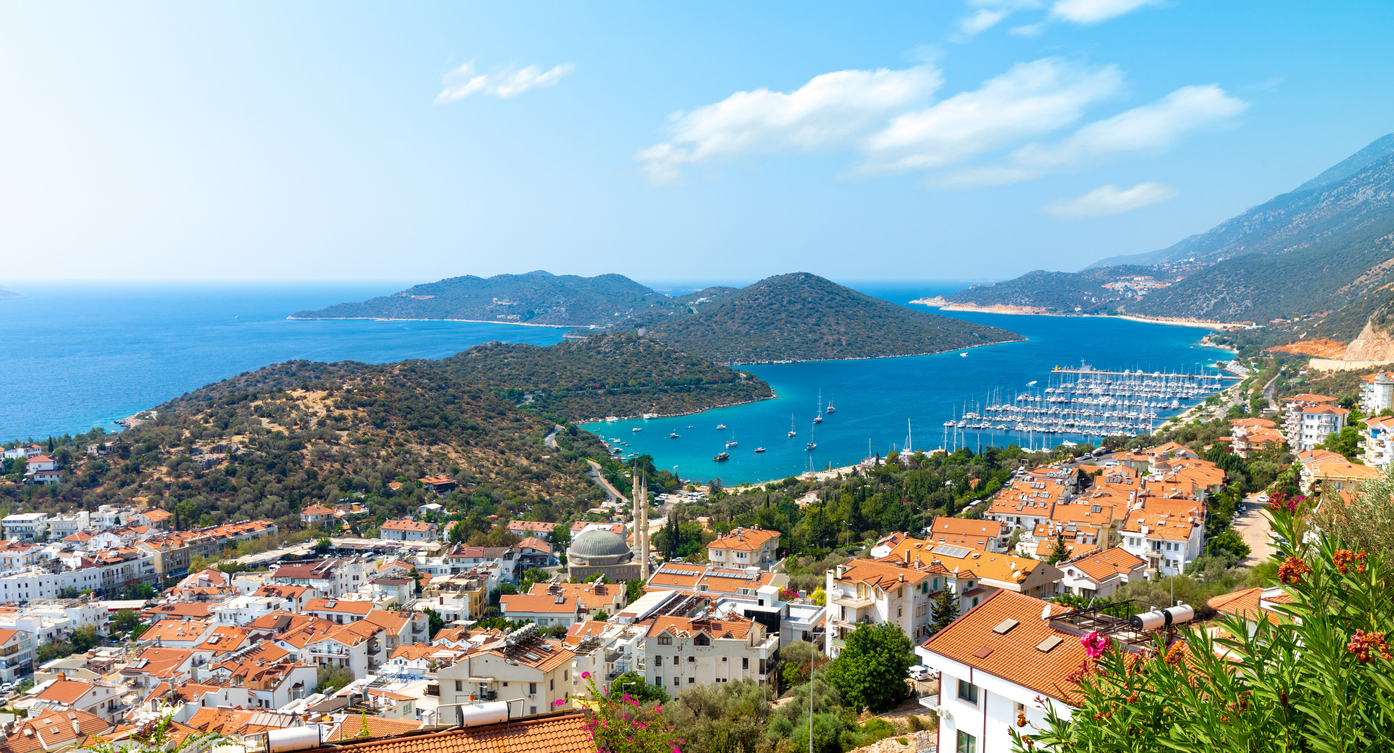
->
[910, 297, 1250, 330]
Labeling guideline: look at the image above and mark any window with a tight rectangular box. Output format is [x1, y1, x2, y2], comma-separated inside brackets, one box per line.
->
[673, 678, 679, 686]
[672, 656, 679, 665]
[694, 634, 710, 646]
[688, 656, 695, 663]
[957, 679, 979, 705]
[455, 681, 462, 692]
[530, 706, 537, 715]
[658, 636, 672, 645]
[956, 730, 978, 753]
[688, 677, 695, 684]
[652, 656, 661, 668]
[550, 679, 554, 691]
[564, 670, 569, 681]
[742, 658, 749, 669]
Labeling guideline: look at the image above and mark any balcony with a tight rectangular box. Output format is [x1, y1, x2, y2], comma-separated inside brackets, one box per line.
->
[831, 594, 874, 609]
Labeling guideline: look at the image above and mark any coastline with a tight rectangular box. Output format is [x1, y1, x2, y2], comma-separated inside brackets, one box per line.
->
[910, 298, 1249, 331]
[287, 315, 583, 330]
[578, 390, 780, 425]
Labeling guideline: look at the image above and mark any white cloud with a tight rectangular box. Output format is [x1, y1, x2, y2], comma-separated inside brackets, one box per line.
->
[1050, 0, 1163, 24]
[1009, 22, 1046, 36]
[435, 61, 575, 103]
[944, 84, 1247, 186]
[1042, 182, 1177, 218]
[861, 58, 1124, 173]
[637, 65, 942, 185]
[959, 9, 1010, 37]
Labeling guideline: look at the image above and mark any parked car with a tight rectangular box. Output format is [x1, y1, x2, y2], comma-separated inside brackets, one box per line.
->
[909, 665, 931, 681]
[0, 683, 13, 694]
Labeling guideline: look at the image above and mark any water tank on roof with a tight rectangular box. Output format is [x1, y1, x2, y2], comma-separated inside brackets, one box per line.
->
[267, 727, 321, 753]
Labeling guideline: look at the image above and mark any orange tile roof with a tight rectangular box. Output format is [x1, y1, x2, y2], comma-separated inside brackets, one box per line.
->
[1066, 547, 1146, 582]
[302, 504, 336, 516]
[1230, 417, 1276, 428]
[883, 538, 1048, 584]
[1, 709, 112, 753]
[382, 520, 437, 532]
[920, 590, 1090, 703]
[928, 518, 1007, 538]
[501, 593, 578, 615]
[649, 615, 755, 640]
[327, 717, 425, 742]
[306, 598, 376, 615]
[564, 621, 612, 646]
[517, 537, 552, 554]
[507, 520, 556, 534]
[187, 708, 297, 736]
[708, 527, 780, 551]
[1282, 393, 1336, 403]
[475, 636, 575, 673]
[310, 711, 594, 753]
[364, 610, 412, 633]
[1207, 587, 1293, 626]
[527, 582, 621, 611]
[35, 678, 95, 704]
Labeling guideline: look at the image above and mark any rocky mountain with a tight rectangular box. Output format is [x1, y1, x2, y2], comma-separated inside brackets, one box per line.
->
[640, 272, 1024, 363]
[291, 270, 673, 327]
[1089, 132, 1394, 269]
[931, 265, 1159, 314]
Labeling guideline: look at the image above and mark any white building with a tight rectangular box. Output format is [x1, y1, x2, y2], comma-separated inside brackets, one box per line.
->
[705, 527, 781, 570]
[500, 592, 580, 628]
[0, 629, 34, 682]
[917, 591, 1090, 753]
[1118, 500, 1205, 578]
[643, 613, 778, 694]
[1360, 371, 1394, 416]
[2, 513, 49, 541]
[436, 628, 576, 718]
[46, 512, 91, 540]
[1056, 547, 1147, 599]
[380, 520, 438, 542]
[1361, 415, 1394, 469]
[1280, 393, 1347, 452]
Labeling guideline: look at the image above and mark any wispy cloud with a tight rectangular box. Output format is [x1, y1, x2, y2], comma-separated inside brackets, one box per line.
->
[637, 58, 1245, 190]
[860, 59, 1124, 173]
[1041, 182, 1177, 219]
[435, 61, 575, 103]
[1049, 0, 1164, 24]
[637, 65, 942, 185]
[944, 84, 1248, 186]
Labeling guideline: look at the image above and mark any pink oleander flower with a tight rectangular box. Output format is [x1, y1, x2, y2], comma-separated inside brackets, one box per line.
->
[582, 671, 591, 679]
[1081, 631, 1109, 660]
[553, 698, 566, 707]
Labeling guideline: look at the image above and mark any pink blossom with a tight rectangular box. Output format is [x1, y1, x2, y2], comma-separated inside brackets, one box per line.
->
[582, 671, 592, 679]
[1081, 631, 1109, 660]
[552, 698, 565, 707]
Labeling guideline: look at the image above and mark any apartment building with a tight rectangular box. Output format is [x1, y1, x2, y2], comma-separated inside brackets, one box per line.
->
[1057, 547, 1147, 598]
[380, 520, 438, 542]
[437, 630, 575, 718]
[1118, 498, 1205, 577]
[705, 527, 781, 570]
[0, 628, 34, 682]
[1281, 393, 1347, 452]
[1360, 371, 1394, 416]
[643, 614, 778, 693]
[823, 558, 939, 658]
[922, 518, 1011, 553]
[500, 592, 581, 628]
[1362, 415, 1394, 468]
[1297, 448, 1383, 494]
[2, 513, 49, 541]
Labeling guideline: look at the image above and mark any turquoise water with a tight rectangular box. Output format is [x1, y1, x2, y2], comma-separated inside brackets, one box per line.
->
[0, 283, 565, 442]
[0, 282, 1229, 486]
[584, 299, 1231, 486]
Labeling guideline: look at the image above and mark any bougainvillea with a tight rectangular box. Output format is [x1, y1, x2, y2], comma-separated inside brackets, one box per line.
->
[578, 672, 684, 753]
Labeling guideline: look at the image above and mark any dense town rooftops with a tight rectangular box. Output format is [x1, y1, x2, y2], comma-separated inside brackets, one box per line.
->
[834, 558, 938, 588]
[648, 614, 757, 640]
[883, 538, 1046, 584]
[645, 563, 783, 594]
[0, 709, 111, 753]
[34, 678, 96, 704]
[501, 593, 578, 615]
[306, 598, 374, 616]
[474, 635, 575, 672]
[293, 711, 594, 753]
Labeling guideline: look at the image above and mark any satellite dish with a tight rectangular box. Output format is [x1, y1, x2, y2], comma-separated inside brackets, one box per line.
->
[1040, 604, 1052, 620]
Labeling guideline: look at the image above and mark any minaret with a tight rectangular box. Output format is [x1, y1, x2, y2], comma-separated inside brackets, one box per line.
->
[639, 472, 651, 581]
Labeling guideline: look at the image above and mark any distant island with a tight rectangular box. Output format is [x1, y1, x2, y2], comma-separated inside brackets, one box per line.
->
[299, 270, 1024, 364]
[0, 286, 20, 299]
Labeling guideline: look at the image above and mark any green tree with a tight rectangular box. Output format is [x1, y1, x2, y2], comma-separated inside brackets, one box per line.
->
[824, 622, 915, 712]
[449, 520, 467, 546]
[69, 624, 100, 653]
[422, 607, 445, 638]
[1320, 425, 1364, 463]
[315, 665, 354, 694]
[592, 610, 609, 623]
[929, 589, 960, 634]
[1045, 533, 1070, 565]
[314, 536, 332, 554]
[608, 671, 668, 703]
[110, 609, 145, 639]
[625, 580, 644, 604]
[1207, 528, 1252, 559]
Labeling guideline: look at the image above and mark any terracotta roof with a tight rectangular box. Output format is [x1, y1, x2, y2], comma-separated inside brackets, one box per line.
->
[0, 709, 112, 753]
[517, 537, 552, 554]
[364, 610, 413, 633]
[187, 708, 298, 736]
[307, 598, 375, 615]
[144, 602, 214, 620]
[390, 643, 438, 661]
[123, 647, 196, 679]
[920, 590, 1089, 703]
[1282, 393, 1336, 403]
[883, 538, 1048, 584]
[527, 583, 621, 611]
[143, 621, 214, 644]
[477, 636, 575, 673]
[649, 615, 755, 640]
[35, 678, 95, 704]
[1208, 587, 1293, 626]
[928, 518, 1007, 538]
[708, 527, 780, 551]
[501, 593, 578, 615]
[564, 621, 612, 646]
[382, 520, 437, 532]
[507, 521, 556, 534]
[1066, 547, 1146, 583]
[834, 558, 937, 589]
[327, 717, 425, 742]
[1230, 418, 1276, 428]
[303, 711, 594, 753]
[302, 504, 336, 516]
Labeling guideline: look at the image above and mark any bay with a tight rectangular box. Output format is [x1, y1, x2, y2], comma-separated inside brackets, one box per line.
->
[583, 288, 1231, 486]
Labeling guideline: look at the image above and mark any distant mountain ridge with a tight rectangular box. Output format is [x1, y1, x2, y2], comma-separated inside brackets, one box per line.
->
[0, 286, 20, 299]
[934, 133, 1394, 335]
[1089, 133, 1394, 269]
[301, 271, 1024, 364]
[292, 270, 671, 327]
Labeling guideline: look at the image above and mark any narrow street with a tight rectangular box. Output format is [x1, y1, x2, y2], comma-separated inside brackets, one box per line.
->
[1233, 493, 1276, 566]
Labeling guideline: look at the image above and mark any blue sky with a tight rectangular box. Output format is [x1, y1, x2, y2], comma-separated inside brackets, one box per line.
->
[1, 1, 1390, 283]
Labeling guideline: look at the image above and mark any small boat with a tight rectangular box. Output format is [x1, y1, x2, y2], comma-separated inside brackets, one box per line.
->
[787, 413, 797, 438]
[668, 432, 680, 439]
[726, 439, 738, 448]
[806, 424, 817, 451]
[716, 423, 728, 430]
[713, 452, 730, 462]
[754, 447, 766, 453]
[960, 352, 968, 357]
[825, 399, 835, 415]
[632, 427, 642, 432]
[813, 390, 824, 423]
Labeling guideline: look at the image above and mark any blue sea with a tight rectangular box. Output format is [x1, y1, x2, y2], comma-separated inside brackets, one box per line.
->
[0, 281, 1229, 485]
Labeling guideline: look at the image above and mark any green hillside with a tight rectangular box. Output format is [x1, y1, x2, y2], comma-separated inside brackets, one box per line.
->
[291, 270, 673, 327]
[433, 333, 773, 420]
[645, 272, 1024, 363]
[940, 265, 1159, 313]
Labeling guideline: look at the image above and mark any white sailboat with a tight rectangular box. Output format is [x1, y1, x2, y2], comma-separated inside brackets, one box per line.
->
[813, 389, 823, 424]
[805, 422, 817, 451]
[788, 413, 797, 438]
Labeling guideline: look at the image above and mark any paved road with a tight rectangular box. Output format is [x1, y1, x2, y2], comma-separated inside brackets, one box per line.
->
[1233, 493, 1276, 566]
[545, 426, 561, 449]
[1262, 374, 1279, 412]
[585, 460, 625, 503]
